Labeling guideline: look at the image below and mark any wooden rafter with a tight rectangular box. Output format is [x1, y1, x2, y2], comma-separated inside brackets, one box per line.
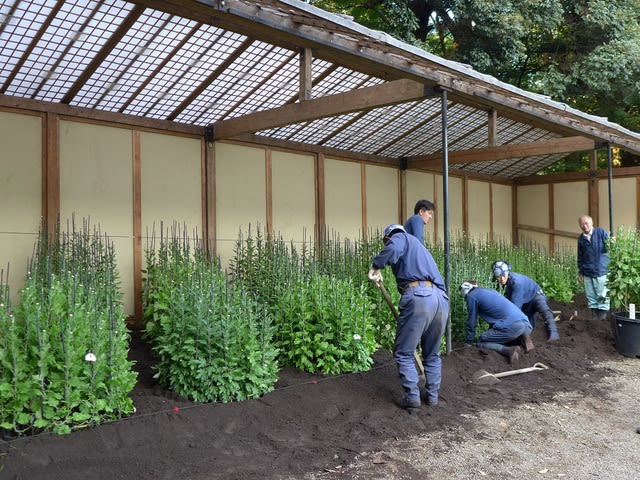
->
[407, 136, 596, 168]
[212, 79, 431, 139]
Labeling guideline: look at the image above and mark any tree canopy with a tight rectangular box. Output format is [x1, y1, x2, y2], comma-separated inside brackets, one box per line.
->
[311, 0, 640, 168]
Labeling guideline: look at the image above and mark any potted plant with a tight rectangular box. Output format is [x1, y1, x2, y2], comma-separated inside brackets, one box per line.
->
[606, 227, 640, 357]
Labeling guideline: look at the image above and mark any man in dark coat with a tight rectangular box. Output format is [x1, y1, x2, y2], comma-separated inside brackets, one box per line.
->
[577, 215, 610, 320]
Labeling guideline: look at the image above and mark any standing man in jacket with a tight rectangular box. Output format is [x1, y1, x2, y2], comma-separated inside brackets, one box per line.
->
[577, 215, 610, 320]
[404, 199, 434, 245]
[368, 223, 449, 409]
[492, 260, 560, 342]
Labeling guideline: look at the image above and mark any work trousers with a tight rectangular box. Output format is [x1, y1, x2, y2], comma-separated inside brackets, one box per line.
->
[584, 274, 610, 311]
[476, 319, 532, 355]
[394, 284, 449, 404]
[522, 293, 554, 328]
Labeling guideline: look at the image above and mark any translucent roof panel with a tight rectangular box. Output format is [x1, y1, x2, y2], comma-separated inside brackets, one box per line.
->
[325, 102, 427, 153]
[73, 9, 195, 111]
[381, 102, 483, 158]
[126, 27, 248, 119]
[0, 1, 57, 90]
[176, 42, 300, 125]
[310, 65, 383, 98]
[2, 0, 636, 179]
[2, 0, 134, 101]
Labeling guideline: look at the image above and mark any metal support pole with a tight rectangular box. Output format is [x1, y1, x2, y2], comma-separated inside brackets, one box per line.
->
[607, 144, 614, 234]
[440, 89, 451, 354]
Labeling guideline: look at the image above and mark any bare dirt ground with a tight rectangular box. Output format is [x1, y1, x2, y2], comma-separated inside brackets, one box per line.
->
[2, 293, 639, 480]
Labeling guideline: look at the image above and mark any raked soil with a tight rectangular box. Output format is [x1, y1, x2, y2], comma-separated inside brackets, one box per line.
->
[2, 294, 639, 480]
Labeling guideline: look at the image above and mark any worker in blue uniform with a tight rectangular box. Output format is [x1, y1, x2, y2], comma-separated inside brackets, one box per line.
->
[492, 260, 560, 342]
[369, 224, 449, 409]
[461, 280, 534, 363]
[403, 199, 434, 245]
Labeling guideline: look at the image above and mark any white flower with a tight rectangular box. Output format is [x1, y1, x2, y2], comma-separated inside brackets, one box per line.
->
[353, 333, 362, 341]
[85, 352, 97, 362]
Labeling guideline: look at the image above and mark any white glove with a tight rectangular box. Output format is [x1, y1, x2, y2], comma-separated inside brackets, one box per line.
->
[368, 268, 382, 283]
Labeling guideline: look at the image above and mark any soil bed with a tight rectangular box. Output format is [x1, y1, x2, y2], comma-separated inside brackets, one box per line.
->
[1, 294, 637, 480]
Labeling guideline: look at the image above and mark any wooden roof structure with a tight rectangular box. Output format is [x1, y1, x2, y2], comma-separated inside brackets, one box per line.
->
[2, 0, 640, 179]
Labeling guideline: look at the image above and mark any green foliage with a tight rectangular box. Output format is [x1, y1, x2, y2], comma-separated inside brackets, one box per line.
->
[311, 0, 419, 43]
[143, 225, 279, 403]
[607, 227, 640, 311]
[0, 222, 136, 436]
[230, 227, 380, 373]
[231, 227, 580, 352]
[273, 275, 376, 375]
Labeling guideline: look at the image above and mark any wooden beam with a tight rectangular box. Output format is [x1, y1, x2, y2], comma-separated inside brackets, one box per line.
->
[589, 150, 599, 224]
[0, 94, 202, 135]
[44, 112, 59, 235]
[516, 224, 576, 241]
[315, 153, 326, 243]
[637, 177, 640, 230]
[488, 109, 497, 147]
[399, 169, 407, 224]
[299, 48, 313, 101]
[407, 136, 595, 169]
[265, 148, 273, 236]
[549, 184, 555, 253]
[213, 79, 430, 139]
[489, 183, 494, 242]
[132, 130, 142, 327]
[205, 136, 217, 256]
[360, 163, 367, 238]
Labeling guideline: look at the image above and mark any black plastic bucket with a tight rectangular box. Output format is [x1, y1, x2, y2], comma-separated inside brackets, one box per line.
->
[613, 312, 640, 358]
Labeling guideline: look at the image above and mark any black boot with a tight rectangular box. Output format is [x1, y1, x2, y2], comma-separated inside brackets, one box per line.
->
[590, 308, 599, 321]
[597, 309, 609, 321]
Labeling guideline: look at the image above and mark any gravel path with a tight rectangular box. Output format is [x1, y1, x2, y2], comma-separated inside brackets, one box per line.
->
[306, 358, 640, 480]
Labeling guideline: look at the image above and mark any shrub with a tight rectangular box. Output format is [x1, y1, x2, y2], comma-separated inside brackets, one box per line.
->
[0, 222, 136, 435]
[607, 227, 640, 311]
[230, 227, 379, 373]
[143, 225, 279, 403]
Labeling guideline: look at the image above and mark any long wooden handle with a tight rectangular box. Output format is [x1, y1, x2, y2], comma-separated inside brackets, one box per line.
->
[493, 362, 549, 378]
[375, 281, 425, 378]
[377, 281, 399, 321]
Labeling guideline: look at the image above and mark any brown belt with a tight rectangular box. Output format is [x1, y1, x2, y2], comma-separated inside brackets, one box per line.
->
[400, 280, 432, 293]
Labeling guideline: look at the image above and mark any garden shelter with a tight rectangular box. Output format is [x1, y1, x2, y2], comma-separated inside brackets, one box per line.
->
[1, 0, 640, 323]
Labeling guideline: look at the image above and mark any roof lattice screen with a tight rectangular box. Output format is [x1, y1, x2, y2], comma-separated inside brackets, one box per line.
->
[2, 0, 640, 179]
